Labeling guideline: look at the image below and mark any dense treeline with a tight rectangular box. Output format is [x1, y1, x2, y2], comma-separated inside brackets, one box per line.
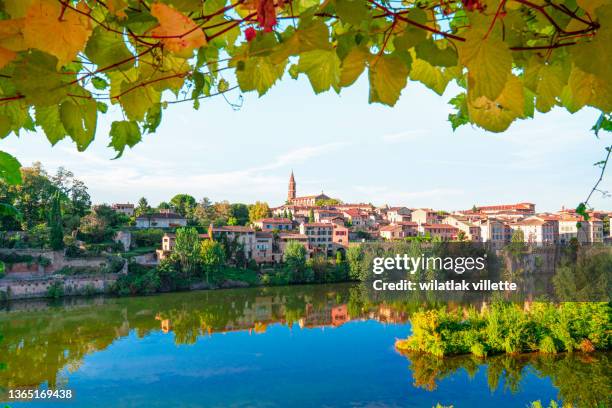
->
[0, 163, 275, 250]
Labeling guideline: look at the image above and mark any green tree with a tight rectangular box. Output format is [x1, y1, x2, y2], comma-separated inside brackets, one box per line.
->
[135, 197, 151, 217]
[308, 208, 315, 223]
[315, 198, 342, 206]
[49, 191, 64, 250]
[284, 240, 307, 282]
[200, 239, 226, 282]
[170, 194, 197, 217]
[78, 212, 109, 243]
[346, 246, 364, 280]
[7, 163, 56, 230]
[229, 203, 249, 225]
[248, 201, 271, 223]
[174, 227, 201, 274]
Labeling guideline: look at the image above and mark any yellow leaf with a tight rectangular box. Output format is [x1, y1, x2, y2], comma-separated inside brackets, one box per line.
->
[561, 65, 612, 113]
[150, 3, 206, 57]
[0, 19, 25, 51]
[0, 47, 16, 69]
[468, 75, 525, 132]
[459, 29, 512, 101]
[107, 0, 129, 19]
[576, 0, 609, 15]
[23, 0, 93, 67]
[340, 46, 369, 87]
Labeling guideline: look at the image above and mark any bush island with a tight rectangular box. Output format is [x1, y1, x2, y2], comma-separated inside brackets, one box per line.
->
[396, 301, 610, 357]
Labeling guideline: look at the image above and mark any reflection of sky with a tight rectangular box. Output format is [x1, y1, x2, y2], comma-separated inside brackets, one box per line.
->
[14, 320, 559, 407]
[2, 74, 610, 212]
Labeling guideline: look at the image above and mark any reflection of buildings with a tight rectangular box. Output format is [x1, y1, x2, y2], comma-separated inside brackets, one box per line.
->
[153, 296, 415, 337]
[155, 296, 418, 334]
[374, 304, 408, 324]
[298, 304, 349, 329]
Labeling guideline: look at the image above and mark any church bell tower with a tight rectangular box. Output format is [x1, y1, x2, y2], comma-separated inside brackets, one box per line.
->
[288, 171, 296, 202]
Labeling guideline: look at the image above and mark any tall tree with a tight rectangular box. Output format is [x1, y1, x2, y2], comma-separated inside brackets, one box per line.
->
[229, 203, 249, 226]
[200, 239, 226, 282]
[136, 197, 151, 217]
[174, 227, 201, 274]
[49, 191, 64, 250]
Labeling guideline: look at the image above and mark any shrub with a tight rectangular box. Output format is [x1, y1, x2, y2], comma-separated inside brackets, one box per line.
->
[114, 263, 160, 296]
[131, 228, 164, 248]
[82, 284, 98, 296]
[47, 281, 64, 299]
[0, 252, 34, 264]
[539, 336, 558, 354]
[397, 301, 610, 357]
[64, 244, 84, 258]
[101, 256, 125, 274]
[470, 342, 487, 358]
[37, 256, 51, 267]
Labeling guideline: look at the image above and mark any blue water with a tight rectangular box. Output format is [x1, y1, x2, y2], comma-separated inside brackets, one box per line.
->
[12, 320, 559, 407]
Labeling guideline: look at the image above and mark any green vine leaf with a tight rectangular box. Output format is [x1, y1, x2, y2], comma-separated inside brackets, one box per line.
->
[0, 150, 22, 185]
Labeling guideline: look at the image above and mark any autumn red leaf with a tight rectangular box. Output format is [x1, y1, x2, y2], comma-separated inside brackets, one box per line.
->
[245, 27, 257, 42]
[256, 0, 277, 32]
[462, 0, 484, 12]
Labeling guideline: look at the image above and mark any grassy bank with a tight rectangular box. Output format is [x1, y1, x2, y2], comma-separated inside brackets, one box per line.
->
[396, 301, 610, 357]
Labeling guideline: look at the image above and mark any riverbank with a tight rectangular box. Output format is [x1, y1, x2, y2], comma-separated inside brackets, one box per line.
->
[395, 301, 611, 357]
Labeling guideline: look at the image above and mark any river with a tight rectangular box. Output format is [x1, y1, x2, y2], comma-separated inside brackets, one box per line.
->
[0, 283, 609, 407]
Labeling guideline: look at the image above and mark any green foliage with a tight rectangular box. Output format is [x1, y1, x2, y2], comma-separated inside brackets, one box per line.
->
[135, 197, 152, 217]
[397, 301, 611, 357]
[200, 239, 226, 281]
[115, 263, 160, 296]
[48, 191, 64, 250]
[0, 260, 4, 279]
[284, 240, 307, 281]
[315, 198, 342, 206]
[174, 227, 201, 273]
[108, 120, 141, 158]
[170, 194, 197, 217]
[553, 247, 611, 301]
[46, 281, 64, 299]
[248, 201, 271, 223]
[0, 151, 21, 186]
[131, 228, 164, 248]
[229, 203, 249, 226]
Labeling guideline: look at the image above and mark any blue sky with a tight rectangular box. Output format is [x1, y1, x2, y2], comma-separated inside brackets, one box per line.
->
[2, 74, 611, 212]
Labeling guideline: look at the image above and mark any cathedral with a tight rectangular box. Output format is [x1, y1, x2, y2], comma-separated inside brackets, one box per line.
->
[286, 171, 330, 206]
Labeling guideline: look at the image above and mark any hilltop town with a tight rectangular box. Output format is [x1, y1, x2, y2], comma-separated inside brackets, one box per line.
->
[1, 166, 610, 300]
[114, 171, 611, 265]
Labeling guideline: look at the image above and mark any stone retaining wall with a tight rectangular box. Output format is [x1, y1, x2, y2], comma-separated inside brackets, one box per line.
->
[0, 274, 119, 300]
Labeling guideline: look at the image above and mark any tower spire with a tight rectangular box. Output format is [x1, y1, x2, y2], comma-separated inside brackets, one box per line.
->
[288, 171, 296, 202]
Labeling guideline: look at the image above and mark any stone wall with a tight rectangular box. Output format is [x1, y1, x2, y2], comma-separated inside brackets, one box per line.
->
[0, 248, 125, 275]
[0, 274, 119, 300]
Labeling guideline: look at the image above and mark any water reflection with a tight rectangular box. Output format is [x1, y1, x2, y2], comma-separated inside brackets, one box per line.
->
[399, 350, 611, 407]
[0, 283, 609, 407]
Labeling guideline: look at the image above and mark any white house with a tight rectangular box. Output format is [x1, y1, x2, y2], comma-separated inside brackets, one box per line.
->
[135, 211, 187, 229]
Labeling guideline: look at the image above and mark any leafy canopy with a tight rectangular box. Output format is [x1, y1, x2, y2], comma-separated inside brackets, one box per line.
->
[0, 0, 610, 182]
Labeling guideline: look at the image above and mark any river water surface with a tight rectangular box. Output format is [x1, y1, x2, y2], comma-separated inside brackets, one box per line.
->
[0, 283, 609, 407]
